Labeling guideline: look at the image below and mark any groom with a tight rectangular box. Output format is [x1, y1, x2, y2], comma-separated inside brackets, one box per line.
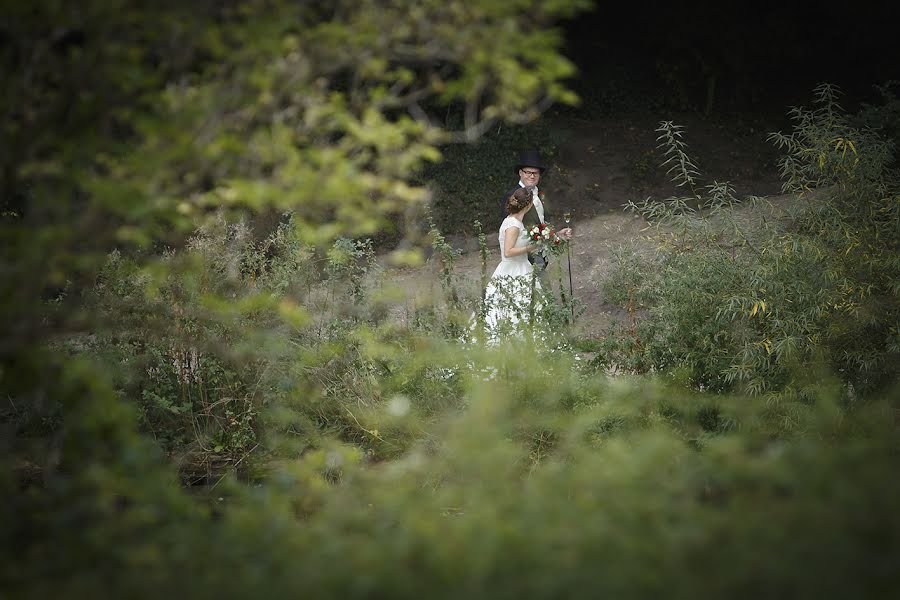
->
[499, 150, 572, 272]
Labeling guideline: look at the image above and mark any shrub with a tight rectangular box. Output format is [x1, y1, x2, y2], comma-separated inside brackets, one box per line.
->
[601, 85, 900, 397]
[5, 348, 900, 598]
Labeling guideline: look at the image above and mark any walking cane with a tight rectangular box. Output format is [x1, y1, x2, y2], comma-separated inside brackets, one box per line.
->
[564, 210, 574, 323]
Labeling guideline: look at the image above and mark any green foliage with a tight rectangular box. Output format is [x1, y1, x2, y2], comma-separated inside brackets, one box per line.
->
[2, 0, 588, 363]
[69, 218, 304, 480]
[6, 349, 900, 597]
[601, 86, 900, 397]
[5, 2, 900, 596]
[422, 120, 562, 234]
[327, 237, 381, 305]
[430, 221, 464, 311]
[2, 0, 590, 469]
[855, 80, 900, 147]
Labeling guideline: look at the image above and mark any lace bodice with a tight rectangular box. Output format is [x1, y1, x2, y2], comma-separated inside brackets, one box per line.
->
[499, 216, 529, 261]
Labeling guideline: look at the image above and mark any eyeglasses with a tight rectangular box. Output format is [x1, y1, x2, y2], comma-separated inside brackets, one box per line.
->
[520, 169, 541, 177]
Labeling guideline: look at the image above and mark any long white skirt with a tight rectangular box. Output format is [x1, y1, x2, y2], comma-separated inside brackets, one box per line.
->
[476, 256, 542, 340]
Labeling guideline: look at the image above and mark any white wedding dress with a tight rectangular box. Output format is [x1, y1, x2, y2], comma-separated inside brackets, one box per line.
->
[478, 216, 542, 337]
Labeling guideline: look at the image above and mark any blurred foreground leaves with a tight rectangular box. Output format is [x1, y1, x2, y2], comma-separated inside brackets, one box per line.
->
[3, 2, 899, 597]
[5, 346, 900, 598]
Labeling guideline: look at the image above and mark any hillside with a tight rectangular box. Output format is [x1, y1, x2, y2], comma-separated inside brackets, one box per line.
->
[391, 111, 786, 338]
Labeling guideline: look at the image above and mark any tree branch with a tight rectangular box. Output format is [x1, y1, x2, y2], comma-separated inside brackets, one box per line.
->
[445, 95, 556, 144]
[407, 101, 434, 128]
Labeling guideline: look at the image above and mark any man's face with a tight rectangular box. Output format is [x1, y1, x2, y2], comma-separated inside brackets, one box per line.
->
[519, 167, 541, 186]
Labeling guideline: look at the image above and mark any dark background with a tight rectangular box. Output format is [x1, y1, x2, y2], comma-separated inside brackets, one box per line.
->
[562, 2, 896, 117]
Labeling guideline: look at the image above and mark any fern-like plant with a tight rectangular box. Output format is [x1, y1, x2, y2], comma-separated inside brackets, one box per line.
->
[602, 85, 900, 398]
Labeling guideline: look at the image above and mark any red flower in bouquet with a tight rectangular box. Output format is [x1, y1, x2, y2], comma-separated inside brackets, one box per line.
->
[528, 222, 554, 242]
[528, 222, 565, 256]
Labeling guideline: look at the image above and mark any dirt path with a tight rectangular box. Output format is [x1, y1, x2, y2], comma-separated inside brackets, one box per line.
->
[384, 113, 785, 339]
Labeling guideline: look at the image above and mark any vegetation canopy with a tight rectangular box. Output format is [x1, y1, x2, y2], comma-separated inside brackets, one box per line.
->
[602, 84, 900, 399]
[2, 1, 899, 597]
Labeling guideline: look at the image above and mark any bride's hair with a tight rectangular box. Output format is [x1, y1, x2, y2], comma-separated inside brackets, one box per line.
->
[506, 186, 533, 214]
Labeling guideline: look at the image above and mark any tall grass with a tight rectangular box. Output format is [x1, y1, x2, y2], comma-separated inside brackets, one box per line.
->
[601, 85, 900, 399]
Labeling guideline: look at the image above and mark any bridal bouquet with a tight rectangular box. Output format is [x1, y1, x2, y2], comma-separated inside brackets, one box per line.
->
[528, 222, 565, 257]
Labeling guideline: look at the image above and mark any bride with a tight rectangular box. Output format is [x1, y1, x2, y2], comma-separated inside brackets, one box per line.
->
[478, 187, 545, 338]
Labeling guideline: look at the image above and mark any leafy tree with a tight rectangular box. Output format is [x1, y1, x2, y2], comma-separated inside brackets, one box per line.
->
[0, 0, 589, 542]
[1, 0, 589, 430]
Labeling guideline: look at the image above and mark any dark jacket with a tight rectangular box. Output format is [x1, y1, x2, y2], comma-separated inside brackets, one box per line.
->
[500, 183, 551, 229]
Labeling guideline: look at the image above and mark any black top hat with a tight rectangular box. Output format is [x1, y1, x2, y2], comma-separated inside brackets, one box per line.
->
[514, 150, 547, 176]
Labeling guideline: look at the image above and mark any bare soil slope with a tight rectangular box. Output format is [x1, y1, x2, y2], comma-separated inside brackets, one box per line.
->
[388, 113, 785, 339]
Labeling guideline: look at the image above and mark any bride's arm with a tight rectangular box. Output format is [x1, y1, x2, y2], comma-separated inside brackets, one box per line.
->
[504, 226, 533, 257]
